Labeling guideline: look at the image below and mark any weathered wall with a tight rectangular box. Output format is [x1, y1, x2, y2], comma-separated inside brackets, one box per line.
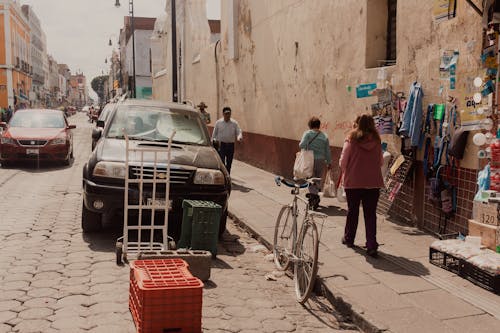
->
[152, 0, 219, 121]
[213, 0, 483, 170]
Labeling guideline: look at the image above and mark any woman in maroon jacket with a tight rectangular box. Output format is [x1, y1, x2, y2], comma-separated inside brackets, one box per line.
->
[339, 114, 384, 257]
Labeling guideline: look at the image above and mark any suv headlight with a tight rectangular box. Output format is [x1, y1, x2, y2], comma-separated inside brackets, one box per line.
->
[0, 137, 15, 145]
[93, 161, 127, 179]
[50, 137, 66, 145]
[194, 168, 225, 185]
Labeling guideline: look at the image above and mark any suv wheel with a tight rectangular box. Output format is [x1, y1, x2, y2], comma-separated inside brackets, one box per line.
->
[82, 201, 102, 232]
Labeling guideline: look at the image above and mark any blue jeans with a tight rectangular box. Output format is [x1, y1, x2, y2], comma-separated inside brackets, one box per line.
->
[218, 142, 235, 173]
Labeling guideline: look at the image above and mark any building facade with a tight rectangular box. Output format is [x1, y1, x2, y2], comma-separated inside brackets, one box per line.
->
[153, 0, 493, 236]
[0, 0, 32, 109]
[119, 16, 156, 98]
[68, 73, 87, 108]
[21, 4, 45, 107]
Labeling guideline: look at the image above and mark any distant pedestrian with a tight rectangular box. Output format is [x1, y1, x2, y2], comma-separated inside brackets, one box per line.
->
[211, 107, 242, 174]
[339, 114, 384, 258]
[0, 108, 6, 122]
[299, 116, 332, 210]
[6, 105, 13, 122]
[197, 101, 211, 124]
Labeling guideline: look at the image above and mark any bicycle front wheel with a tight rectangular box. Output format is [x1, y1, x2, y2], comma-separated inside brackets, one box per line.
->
[273, 205, 294, 271]
[294, 220, 319, 304]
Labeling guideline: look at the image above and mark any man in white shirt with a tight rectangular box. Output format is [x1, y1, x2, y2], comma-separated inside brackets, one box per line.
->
[212, 107, 242, 173]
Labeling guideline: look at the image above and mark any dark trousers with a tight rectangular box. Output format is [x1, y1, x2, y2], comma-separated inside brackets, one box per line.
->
[343, 188, 380, 250]
[218, 142, 235, 173]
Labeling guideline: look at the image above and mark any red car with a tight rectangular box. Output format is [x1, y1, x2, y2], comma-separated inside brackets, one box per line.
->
[0, 109, 76, 166]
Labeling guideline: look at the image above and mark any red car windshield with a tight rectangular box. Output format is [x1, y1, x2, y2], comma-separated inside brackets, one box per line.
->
[10, 112, 65, 128]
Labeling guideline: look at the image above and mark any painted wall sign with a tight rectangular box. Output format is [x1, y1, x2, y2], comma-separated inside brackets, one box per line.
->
[356, 83, 377, 98]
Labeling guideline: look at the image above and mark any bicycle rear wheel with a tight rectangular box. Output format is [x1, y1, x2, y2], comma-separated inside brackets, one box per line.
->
[294, 220, 319, 304]
[273, 205, 294, 271]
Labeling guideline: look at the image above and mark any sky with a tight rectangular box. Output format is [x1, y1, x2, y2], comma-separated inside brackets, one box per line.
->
[20, 0, 221, 101]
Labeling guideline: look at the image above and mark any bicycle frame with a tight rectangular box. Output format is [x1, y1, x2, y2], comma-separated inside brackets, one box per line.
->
[283, 186, 310, 262]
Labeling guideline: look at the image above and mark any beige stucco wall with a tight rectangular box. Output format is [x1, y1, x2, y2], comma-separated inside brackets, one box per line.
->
[152, 0, 220, 125]
[153, 0, 485, 169]
[215, 0, 483, 169]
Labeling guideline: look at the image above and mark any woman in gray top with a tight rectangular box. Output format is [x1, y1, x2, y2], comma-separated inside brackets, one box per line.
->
[299, 116, 332, 210]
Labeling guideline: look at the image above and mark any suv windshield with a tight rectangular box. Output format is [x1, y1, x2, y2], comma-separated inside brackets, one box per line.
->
[10, 112, 65, 128]
[106, 105, 209, 145]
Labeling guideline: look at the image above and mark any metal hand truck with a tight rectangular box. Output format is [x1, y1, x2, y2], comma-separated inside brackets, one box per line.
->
[115, 130, 177, 265]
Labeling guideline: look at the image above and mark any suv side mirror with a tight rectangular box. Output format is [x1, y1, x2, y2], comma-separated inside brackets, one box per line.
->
[0, 122, 6, 129]
[96, 120, 105, 128]
[92, 128, 102, 140]
[67, 124, 76, 129]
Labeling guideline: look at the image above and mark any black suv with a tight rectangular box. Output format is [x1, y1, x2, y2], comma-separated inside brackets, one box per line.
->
[82, 99, 230, 238]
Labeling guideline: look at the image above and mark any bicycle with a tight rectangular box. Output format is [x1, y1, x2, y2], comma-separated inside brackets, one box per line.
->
[273, 176, 327, 304]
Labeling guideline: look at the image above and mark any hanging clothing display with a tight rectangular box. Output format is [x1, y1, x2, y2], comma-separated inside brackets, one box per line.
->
[399, 82, 424, 147]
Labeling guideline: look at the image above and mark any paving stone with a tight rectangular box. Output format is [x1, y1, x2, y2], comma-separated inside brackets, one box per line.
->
[0, 300, 21, 312]
[55, 295, 91, 308]
[88, 324, 135, 333]
[262, 318, 295, 332]
[22, 297, 57, 309]
[0, 324, 12, 333]
[27, 288, 59, 298]
[29, 278, 62, 289]
[403, 289, 485, 320]
[13, 319, 52, 333]
[51, 316, 90, 330]
[18, 307, 53, 320]
[88, 302, 126, 314]
[0, 311, 17, 323]
[1, 280, 29, 291]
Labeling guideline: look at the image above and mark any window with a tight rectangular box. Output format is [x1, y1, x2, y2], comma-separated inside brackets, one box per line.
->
[366, 0, 397, 68]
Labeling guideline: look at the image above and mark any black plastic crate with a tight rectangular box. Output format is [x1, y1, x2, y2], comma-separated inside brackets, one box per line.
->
[461, 261, 500, 295]
[429, 247, 463, 275]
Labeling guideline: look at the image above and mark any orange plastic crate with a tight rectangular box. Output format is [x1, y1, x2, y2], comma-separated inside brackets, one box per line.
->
[129, 259, 203, 333]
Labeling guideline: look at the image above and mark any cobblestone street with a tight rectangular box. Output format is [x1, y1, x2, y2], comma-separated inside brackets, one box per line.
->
[0, 113, 357, 332]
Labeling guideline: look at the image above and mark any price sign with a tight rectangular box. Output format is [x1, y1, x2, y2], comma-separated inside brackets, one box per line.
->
[477, 202, 499, 226]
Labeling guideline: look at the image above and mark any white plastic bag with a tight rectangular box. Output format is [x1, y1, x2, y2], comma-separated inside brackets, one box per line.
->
[336, 173, 347, 203]
[293, 150, 314, 179]
[323, 170, 336, 198]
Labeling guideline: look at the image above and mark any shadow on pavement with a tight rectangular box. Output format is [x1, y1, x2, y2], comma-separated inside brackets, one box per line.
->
[82, 225, 122, 252]
[1, 160, 73, 172]
[356, 247, 430, 276]
[318, 205, 348, 217]
[304, 294, 358, 331]
[203, 280, 218, 289]
[231, 181, 252, 193]
[218, 230, 246, 256]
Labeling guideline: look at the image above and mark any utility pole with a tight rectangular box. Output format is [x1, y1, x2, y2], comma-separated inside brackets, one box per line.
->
[171, 0, 178, 102]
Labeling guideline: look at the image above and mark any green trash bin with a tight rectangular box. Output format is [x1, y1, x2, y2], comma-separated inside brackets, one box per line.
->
[178, 200, 221, 256]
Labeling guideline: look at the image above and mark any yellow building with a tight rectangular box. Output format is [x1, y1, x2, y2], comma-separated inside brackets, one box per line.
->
[0, 0, 31, 109]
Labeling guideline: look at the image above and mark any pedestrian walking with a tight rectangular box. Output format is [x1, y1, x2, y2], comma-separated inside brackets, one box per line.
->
[211, 107, 242, 174]
[299, 116, 332, 210]
[339, 114, 384, 257]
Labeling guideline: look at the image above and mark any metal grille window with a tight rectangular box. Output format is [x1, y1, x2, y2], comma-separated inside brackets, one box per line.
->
[366, 0, 397, 68]
[386, 0, 397, 64]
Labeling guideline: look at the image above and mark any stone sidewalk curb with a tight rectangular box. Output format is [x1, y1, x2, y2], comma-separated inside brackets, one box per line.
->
[228, 210, 387, 333]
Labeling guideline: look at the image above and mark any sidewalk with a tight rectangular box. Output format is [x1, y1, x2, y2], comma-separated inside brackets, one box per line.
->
[228, 160, 500, 333]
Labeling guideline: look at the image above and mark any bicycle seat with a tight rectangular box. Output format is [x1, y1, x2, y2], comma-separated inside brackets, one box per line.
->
[308, 211, 328, 219]
[275, 176, 309, 188]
